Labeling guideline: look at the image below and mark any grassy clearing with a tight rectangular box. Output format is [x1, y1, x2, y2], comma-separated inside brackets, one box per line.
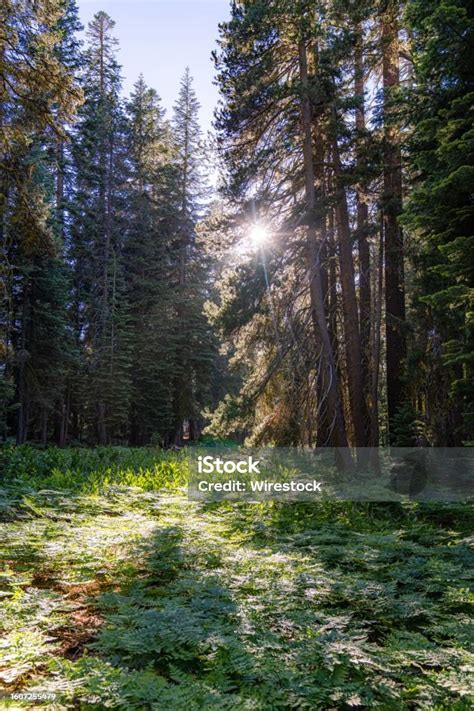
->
[0, 447, 473, 709]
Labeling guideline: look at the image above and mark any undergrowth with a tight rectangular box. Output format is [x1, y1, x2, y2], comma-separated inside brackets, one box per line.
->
[0, 445, 188, 493]
[0, 447, 472, 709]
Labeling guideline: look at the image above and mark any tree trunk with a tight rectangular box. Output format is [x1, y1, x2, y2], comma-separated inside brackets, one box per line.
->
[298, 39, 351, 464]
[327, 207, 339, 358]
[97, 402, 107, 445]
[58, 387, 70, 447]
[16, 281, 29, 445]
[370, 212, 384, 448]
[41, 408, 48, 445]
[354, 26, 371, 444]
[311, 51, 331, 448]
[332, 130, 369, 454]
[369, 214, 384, 473]
[382, 0, 406, 437]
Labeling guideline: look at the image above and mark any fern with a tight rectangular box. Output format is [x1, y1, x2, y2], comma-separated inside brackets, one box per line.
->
[0, 447, 472, 709]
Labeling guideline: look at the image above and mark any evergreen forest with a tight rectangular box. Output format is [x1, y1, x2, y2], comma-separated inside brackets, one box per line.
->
[0, 0, 473, 708]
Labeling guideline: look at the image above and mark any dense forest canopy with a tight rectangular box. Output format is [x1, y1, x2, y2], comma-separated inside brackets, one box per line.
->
[1, 0, 473, 451]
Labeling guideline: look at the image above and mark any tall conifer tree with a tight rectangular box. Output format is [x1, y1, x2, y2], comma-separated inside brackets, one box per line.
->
[70, 11, 131, 443]
[170, 68, 215, 444]
[125, 75, 178, 444]
[1, 0, 81, 443]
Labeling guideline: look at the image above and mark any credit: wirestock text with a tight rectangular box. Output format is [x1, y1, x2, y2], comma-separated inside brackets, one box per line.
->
[197, 479, 323, 492]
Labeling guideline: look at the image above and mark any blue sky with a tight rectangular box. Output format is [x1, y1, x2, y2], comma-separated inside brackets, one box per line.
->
[77, 1, 230, 133]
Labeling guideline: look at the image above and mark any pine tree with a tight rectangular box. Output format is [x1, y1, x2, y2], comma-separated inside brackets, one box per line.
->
[52, 0, 84, 445]
[381, 0, 407, 438]
[212, 0, 359, 458]
[170, 68, 215, 444]
[298, 34, 351, 453]
[1, 0, 81, 443]
[125, 75, 178, 444]
[403, 0, 474, 444]
[70, 11, 131, 443]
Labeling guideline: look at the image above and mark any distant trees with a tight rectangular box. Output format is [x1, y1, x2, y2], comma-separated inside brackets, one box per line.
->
[1, 0, 82, 444]
[1, 0, 471, 449]
[125, 75, 177, 445]
[170, 68, 216, 445]
[402, 0, 473, 445]
[70, 10, 132, 444]
[1, 4, 217, 445]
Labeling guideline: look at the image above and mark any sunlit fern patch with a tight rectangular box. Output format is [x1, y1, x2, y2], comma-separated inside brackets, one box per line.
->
[0, 448, 473, 709]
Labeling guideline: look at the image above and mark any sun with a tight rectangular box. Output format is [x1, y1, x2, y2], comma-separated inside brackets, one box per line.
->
[249, 223, 269, 248]
[233, 222, 271, 259]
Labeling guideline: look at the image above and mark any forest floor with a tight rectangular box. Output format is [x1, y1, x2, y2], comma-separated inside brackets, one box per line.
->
[0, 448, 473, 709]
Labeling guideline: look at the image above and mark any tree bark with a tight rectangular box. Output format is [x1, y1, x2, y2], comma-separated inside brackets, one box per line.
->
[354, 26, 371, 444]
[16, 279, 30, 445]
[369, 214, 384, 473]
[332, 130, 370, 453]
[41, 408, 48, 445]
[382, 0, 406, 437]
[97, 402, 107, 445]
[370, 214, 384, 449]
[298, 40, 351, 463]
[57, 387, 70, 447]
[311, 48, 331, 448]
[327, 207, 339, 359]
